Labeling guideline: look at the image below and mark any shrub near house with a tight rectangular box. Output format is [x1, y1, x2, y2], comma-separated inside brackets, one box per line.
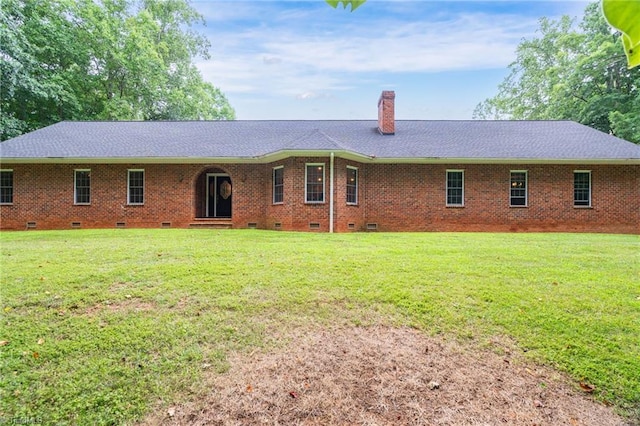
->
[1, 91, 639, 233]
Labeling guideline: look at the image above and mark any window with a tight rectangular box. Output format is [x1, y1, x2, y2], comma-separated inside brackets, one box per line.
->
[0, 170, 13, 204]
[305, 164, 325, 203]
[446, 170, 464, 206]
[346, 166, 358, 205]
[273, 166, 283, 204]
[510, 171, 527, 207]
[574, 171, 591, 207]
[128, 170, 144, 204]
[74, 170, 91, 204]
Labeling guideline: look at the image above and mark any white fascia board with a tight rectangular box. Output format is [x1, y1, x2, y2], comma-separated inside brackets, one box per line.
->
[0, 156, 262, 164]
[0, 149, 374, 164]
[364, 157, 640, 165]
[1, 155, 639, 165]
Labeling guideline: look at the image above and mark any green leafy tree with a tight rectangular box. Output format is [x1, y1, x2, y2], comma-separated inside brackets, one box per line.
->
[325, 1, 366, 12]
[475, 2, 639, 144]
[0, 0, 234, 141]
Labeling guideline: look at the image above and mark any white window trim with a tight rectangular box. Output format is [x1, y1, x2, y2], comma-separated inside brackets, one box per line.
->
[446, 169, 464, 207]
[305, 163, 325, 204]
[0, 169, 13, 205]
[346, 166, 358, 205]
[74, 169, 91, 205]
[127, 169, 145, 205]
[509, 170, 528, 208]
[574, 170, 592, 208]
[272, 166, 284, 205]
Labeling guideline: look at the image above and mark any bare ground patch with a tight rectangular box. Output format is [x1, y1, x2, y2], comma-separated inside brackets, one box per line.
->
[83, 298, 157, 315]
[143, 326, 628, 426]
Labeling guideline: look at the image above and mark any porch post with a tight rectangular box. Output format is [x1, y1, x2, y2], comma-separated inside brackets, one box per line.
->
[329, 152, 334, 233]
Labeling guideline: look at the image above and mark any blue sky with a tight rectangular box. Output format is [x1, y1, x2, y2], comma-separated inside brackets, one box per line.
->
[191, 1, 589, 120]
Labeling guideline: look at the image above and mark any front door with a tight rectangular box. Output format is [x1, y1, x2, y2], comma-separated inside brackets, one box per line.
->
[207, 175, 232, 218]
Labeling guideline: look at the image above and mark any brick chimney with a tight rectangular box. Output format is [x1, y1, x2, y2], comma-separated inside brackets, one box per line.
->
[377, 90, 395, 135]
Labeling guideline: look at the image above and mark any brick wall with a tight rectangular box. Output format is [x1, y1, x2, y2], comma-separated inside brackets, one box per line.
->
[265, 157, 332, 232]
[333, 158, 365, 232]
[1, 161, 638, 233]
[377, 91, 395, 135]
[0, 163, 268, 230]
[361, 163, 640, 233]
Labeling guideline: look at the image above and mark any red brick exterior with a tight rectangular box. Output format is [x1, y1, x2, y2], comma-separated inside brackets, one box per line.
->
[377, 91, 395, 135]
[1, 160, 638, 233]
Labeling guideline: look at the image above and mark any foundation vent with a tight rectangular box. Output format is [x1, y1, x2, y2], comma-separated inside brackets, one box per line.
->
[26, 222, 36, 229]
[366, 223, 378, 231]
[71, 222, 81, 228]
[309, 222, 321, 229]
[161, 222, 171, 228]
[348, 223, 355, 229]
[116, 222, 126, 228]
[247, 222, 257, 229]
[274, 222, 282, 229]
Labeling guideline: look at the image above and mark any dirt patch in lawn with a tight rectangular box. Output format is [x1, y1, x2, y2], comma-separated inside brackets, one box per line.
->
[84, 298, 157, 315]
[143, 326, 628, 425]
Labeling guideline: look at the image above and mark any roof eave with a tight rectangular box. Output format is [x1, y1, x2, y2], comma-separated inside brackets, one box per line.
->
[1, 155, 639, 165]
[0, 149, 375, 164]
[0, 156, 261, 164]
[365, 157, 640, 165]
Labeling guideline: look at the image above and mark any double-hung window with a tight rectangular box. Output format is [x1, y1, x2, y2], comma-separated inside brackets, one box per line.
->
[346, 166, 358, 205]
[74, 170, 91, 204]
[510, 171, 527, 207]
[0, 170, 13, 204]
[446, 170, 464, 206]
[128, 170, 144, 205]
[273, 166, 284, 204]
[305, 164, 325, 203]
[574, 171, 591, 207]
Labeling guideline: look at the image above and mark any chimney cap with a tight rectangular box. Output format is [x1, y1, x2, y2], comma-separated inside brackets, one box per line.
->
[378, 90, 395, 105]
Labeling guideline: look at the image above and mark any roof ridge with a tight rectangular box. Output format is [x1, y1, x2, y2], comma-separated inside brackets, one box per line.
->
[283, 128, 348, 150]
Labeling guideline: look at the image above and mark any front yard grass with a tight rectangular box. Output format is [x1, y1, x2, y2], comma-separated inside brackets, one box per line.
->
[1, 230, 638, 424]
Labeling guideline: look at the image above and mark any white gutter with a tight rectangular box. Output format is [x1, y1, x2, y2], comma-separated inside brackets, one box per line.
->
[329, 152, 335, 233]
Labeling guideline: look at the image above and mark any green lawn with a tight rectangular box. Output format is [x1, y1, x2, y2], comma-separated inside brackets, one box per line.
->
[1, 230, 638, 424]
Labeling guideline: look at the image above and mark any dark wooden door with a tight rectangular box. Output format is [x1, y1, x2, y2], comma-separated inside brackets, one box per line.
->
[207, 175, 232, 218]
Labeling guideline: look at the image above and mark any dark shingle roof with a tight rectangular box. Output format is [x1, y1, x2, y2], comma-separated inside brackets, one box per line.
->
[1, 120, 639, 163]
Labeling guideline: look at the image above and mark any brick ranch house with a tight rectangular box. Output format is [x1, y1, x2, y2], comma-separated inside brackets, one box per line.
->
[1, 91, 639, 233]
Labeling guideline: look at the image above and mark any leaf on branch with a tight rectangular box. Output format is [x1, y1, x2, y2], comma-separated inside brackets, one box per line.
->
[602, 0, 640, 68]
[326, 0, 366, 12]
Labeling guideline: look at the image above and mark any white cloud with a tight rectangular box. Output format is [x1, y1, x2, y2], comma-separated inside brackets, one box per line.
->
[197, 8, 537, 98]
[295, 91, 336, 100]
[190, 1, 587, 119]
[265, 13, 536, 72]
[262, 56, 283, 64]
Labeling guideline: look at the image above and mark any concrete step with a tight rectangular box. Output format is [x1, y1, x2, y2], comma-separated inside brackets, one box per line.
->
[188, 219, 233, 229]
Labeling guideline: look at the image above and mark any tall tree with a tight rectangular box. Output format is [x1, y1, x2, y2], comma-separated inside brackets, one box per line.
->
[0, 0, 234, 141]
[474, 2, 639, 144]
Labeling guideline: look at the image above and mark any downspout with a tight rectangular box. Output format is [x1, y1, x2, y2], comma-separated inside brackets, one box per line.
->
[329, 152, 334, 233]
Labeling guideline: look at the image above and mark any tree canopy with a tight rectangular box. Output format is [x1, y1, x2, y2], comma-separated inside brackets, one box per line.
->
[474, 2, 639, 144]
[0, 0, 234, 141]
